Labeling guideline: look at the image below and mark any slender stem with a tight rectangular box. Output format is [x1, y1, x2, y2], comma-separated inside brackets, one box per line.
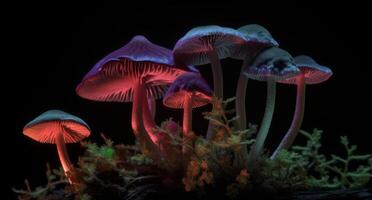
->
[207, 49, 223, 99]
[235, 56, 251, 130]
[206, 49, 223, 140]
[271, 73, 306, 159]
[55, 132, 76, 184]
[131, 81, 159, 159]
[233, 56, 251, 168]
[142, 96, 159, 145]
[131, 81, 144, 139]
[148, 98, 156, 119]
[247, 80, 276, 169]
[183, 93, 194, 156]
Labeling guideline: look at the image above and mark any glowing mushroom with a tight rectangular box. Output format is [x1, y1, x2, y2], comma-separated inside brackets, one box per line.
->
[23, 110, 90, 185]
[230, 24, 278, 168]
[163, 73, 213, 158]
[270, 55, 333, 159]
[76, 35, 188, 158]
[244, 47, 300, 168]
[173, 25, 246, 139]
[232, 24, 279, 130]
[173, 25, 246, 99]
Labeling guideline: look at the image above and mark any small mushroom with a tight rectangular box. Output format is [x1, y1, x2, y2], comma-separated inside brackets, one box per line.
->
[244, 47, 300, 168]
[173, 25, 246, 139]
[23, 110, 90, 185]
[270, 55, 333, 159]
[163, 73, 213, 159]
[76, 35, 189, 159]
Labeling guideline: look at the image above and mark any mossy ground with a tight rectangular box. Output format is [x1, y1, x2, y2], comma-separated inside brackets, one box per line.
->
[14, 99, 372, 200]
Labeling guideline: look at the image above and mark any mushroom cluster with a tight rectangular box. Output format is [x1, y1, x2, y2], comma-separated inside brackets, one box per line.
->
[23, 25, 332, 187]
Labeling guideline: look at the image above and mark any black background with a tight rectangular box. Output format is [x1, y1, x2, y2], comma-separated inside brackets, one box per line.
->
[5, 2, 372, 199]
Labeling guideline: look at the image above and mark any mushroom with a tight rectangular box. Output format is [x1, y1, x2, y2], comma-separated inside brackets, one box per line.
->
[76, 35, 188, 159]
[141, 65, 199, 149]
[23, 110, 90, 185]
[163, 73, 213, 159]
[270, 55, 333, 159]
[244, 47, 300, 168]
[232, 24, 279, 130]
[230, 24, 278, 168]
[173, 25, 246, 139]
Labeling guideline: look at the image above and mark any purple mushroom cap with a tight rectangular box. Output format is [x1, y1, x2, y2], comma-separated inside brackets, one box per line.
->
[163, 73, 213, 109]
[76, 35, 188, 102]
[173, 25, 247, 66]
[279, 55, 333, 84]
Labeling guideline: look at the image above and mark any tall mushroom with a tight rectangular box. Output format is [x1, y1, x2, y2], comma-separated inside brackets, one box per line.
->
[244, 47, 300, 169]
[230, 24, 278, 168]
[173, 25, 246, 139]
[232, 24, 279, 130]
[270, 55, 333, 159]
[23, 110, 90, 185]
[163, 73, 213, 159]
[76, 35, 188, 159]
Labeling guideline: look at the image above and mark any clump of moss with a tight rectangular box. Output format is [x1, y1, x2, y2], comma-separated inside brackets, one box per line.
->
[291, 129, 372, 189]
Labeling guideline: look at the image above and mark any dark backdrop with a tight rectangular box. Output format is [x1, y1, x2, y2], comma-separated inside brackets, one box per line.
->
[5, 2, 371, 199]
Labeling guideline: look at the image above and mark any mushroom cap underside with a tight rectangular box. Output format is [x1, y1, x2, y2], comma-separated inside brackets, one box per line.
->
[173, 25, 246, 66]
[23, 110, 90, 144]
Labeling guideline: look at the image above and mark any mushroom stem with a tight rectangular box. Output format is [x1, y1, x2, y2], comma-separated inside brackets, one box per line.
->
[55, 131, 76, 184]
[148, 98, 156, 119]
[131, 81, 159, 157]
[247, 79, 276, 168]
[233, 56, 251, 168]
[271, 73, 306, 159]
[142, 96, 160, 145]
[131, 81, 144, 138]
[183, 93, 195, 156]
[207, 49, 223, 99]
[235, 56, 251, 130]
[206, 49, 223, 140]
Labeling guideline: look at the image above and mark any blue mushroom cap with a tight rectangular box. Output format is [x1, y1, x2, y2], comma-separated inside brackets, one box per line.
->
[244, 47, 300, 81]
[232, 24, 279, 60]
[173, 25, 246, 66]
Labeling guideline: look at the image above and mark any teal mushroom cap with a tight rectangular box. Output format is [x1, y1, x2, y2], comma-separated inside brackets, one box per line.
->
[23, 109, 90, 143]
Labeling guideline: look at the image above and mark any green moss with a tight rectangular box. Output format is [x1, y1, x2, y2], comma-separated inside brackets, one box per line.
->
[15, 100, 372, 200]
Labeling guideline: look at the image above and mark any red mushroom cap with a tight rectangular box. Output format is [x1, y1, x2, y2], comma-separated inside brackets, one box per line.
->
[23, 110, 90, 144]
[76, 35, 189, 102]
